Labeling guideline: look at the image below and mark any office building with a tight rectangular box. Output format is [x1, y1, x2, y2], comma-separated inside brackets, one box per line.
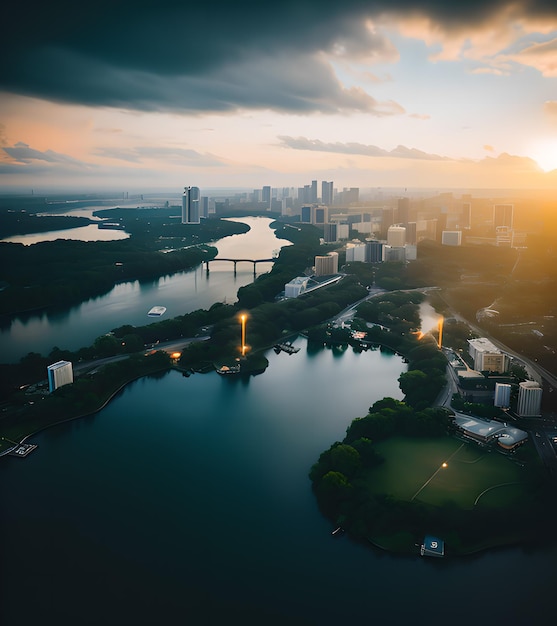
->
[323, 223, 338, 243]
[311, 180, 318, 203]
[262, 186, 271, 208]
[383, 246, 406, 262]
[467, 338, 509, 373]
[494, 383, 512, 409]
[182, 186, 200, 224]
[367, 240, 384, 263]
[314, 252, 339, 276]
[397, 197, 410, 225]
[442, 231, 462, 246]
[387, 225, 406, 247]
[47, 360, 74, 393]
[517, 381, 542, 417]
[345, 243, 367, 263]
[493, 204, 514, 229]
[321, 181, 333, 206]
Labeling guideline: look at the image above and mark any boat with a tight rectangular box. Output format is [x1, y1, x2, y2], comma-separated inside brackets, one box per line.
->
[147, 306, 167, 317]
[331, 527, 344, 537]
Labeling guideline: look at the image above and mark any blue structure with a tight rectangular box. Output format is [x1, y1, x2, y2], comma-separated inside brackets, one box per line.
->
[420, 536, 445, 557]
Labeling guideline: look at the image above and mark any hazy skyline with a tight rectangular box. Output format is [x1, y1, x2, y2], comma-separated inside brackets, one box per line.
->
[1, 0, 557, 192]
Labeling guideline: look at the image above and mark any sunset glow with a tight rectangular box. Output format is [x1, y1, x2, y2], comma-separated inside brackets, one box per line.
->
[0, 1, 556, 192]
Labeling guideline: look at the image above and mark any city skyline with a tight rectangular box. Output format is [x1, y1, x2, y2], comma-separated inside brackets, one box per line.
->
[1, 1, 557, 192]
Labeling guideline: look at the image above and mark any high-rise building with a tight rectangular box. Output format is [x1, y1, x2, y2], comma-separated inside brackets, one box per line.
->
[397, 197, 410, 224]
[47, 360, 73, 393]
[494, 383, 511, 409]
[493, 204, 514, 229]
[182, 186, 200, 224]
[387, 225, 406, 247]
[517, 381, 542, 417]
[321, 181, 333, 206]
[323, 223, 337, 243]
[311, 180, 318, 203]
[314, 252, 339, 276]
[262, 186, 271, 208]
[366, 240, 384, 263]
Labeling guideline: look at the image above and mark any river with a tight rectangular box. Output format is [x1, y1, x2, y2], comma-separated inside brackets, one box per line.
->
[1, 217, 289, 363]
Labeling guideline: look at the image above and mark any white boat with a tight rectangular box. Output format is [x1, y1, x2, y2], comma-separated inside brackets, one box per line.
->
[147, 306, 167, 317]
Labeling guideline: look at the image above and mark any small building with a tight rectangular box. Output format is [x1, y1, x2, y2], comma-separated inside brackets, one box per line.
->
[420, 536, 445, 557]
[284, 276, 309, 298]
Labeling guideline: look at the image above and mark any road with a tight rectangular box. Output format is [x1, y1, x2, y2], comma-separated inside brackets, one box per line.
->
[73, 336, 210, 376]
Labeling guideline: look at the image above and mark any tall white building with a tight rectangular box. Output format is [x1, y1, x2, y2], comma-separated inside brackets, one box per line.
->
[182, 186, 200, 224]
[468, 338, 509, 373]
[517, 381, 542, 417]
[387, 225, 406, 247]
[47, 360, 73, 393]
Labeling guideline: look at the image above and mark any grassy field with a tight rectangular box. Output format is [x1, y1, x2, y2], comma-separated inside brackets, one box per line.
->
[368, 436, 532, 509]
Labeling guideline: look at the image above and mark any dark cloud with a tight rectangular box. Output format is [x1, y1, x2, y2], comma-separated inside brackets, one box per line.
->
[278, 135, 448, 160]
[2, 1, 555, 114]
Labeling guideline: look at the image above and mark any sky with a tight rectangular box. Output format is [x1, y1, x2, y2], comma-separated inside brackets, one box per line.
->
[1, 0, 557, 193]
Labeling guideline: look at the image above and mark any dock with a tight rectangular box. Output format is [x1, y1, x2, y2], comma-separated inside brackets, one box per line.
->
[274, 342, 300, 355]
[9, 443, 38, 458]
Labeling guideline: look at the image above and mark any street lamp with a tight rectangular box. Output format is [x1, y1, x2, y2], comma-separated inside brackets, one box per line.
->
[240, 314, 247, 357]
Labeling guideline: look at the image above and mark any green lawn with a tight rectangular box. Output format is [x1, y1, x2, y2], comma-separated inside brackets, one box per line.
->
[367, 437, 531, 509]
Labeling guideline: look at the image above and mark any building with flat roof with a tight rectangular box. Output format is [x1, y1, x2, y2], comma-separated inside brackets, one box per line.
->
[517, 381, 542, 417]
[47, 360, 74, 393]
[468, 338, 509, 373]
[494, 382, 511, 409]
[284, 277, 309, 298]
[314, 252, 339, 276]
[453, 414, 527, 450]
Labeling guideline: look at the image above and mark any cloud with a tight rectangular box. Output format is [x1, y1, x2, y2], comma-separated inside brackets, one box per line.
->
[544, 100, 557, 118]
[509, 37, 557, 75]
[484, 144, 495, 152]
[277, 136, 449, 160]
[2, 1, 556, 115]
[3, 142, 91, 167]
[93, 146, 226, 167]
[409, 113, 431, 120]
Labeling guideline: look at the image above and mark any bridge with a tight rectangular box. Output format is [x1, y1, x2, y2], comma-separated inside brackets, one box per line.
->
[204, 257, 276, 275]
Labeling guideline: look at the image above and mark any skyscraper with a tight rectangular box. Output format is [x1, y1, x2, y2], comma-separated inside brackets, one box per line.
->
[321, 181, 333, 206]
[182, 186, 200, 224]
[493, 204, 513, 229]
[262, 186, 271, 208]
[517, 381, 542, 417]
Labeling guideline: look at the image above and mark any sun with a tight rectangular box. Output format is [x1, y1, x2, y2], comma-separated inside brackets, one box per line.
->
[531, 139, 557, 172]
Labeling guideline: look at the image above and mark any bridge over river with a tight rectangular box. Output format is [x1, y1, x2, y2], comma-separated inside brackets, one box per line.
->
[203, 257, 276, 274]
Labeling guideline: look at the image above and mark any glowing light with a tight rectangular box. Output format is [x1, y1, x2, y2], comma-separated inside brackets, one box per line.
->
[240, 313, 247, 356]
[171, 352, 181, 359]
[437, 316, 444, 349]
[531, 139, 557, 172]
[442, 462, 448, 468]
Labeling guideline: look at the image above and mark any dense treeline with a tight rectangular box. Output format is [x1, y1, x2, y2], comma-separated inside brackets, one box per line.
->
[309, 398, 554, 554]
[0, 213, 93, 238]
